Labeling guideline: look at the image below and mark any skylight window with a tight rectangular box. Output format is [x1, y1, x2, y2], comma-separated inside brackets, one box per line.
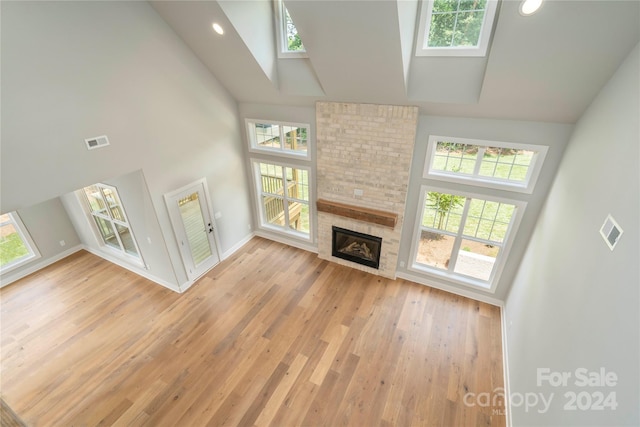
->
[416, 0, 498, 57]
[275, 0, 307, 58]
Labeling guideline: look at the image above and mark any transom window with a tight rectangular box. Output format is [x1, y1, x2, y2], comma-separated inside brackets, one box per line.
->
[424, 136, 548, 193]
[82, 184, 141, 261]
[275, 0, 307, 58]
[411, 187, 524, 289]
[416, 0, 498, 57]
[247, 120, 310, 159]
[0, 212, 40, 273]
[253, 161, 311, 240]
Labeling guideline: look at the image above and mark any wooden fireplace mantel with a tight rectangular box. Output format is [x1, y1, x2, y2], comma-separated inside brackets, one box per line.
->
[316, 199, 398, 228]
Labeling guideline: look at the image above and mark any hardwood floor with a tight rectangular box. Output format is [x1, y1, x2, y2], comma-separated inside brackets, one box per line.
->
[0, 237, 506, 426]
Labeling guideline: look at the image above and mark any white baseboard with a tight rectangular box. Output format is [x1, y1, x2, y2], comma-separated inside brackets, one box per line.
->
[0, 245, 84, 288]
[82, 245, 181, 293]
[396, 271, 504, 307]
[254, 230, 318, 254]
[222, 232, 255, 260]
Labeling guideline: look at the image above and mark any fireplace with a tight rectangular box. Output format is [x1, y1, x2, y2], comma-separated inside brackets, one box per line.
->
[332, 226, 382, 269]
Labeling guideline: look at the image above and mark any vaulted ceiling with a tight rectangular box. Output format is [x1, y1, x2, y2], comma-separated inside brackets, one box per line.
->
[151, 0, 640, 124]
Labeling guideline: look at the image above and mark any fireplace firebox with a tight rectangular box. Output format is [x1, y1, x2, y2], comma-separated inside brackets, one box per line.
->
[332, 226, 382, 269]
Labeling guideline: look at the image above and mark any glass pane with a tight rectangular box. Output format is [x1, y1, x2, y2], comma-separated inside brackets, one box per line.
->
[459, 0, 487, 11]
[289, 202, 310, 234]
[83, 185, 107, 214]
[464, 198, 515, 243]
[263, 195, 285, 226]
[101, 187, 125, 221]
[423, 192, 465, 233]
[454, 239, 499, 281]
[0, 222, 30, 267]
[452, 11, 484, 47]
[115, 223, 138, 256]
[416, 230, 455, 270]
[94, 216, 120, 250]
[428, 12, 455, 47]
[254, 123, 280, 149]
[178, 192, 212, 266]
[281, 125, 307, 154]
[286, 168, 309, 201]
[479, 148, 533, 182]
[284, 5, 304, 51]
[432, 142, 478, 174]
[259, 163, 284, 194]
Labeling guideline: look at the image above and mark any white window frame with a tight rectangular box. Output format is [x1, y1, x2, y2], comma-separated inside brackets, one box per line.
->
[424, 135, 548, 194]
[0, 212, 41, 273]
[251, 159, 313, 242]
[80, 183, 143, 266]
[408, 185, 526, 292]
[274, 0, 308, 59]
[415, 0, 498, 57]
[246, 119, 311, 160]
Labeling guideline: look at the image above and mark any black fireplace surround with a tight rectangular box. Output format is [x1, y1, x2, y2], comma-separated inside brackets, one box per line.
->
[331, 226, 382, 269]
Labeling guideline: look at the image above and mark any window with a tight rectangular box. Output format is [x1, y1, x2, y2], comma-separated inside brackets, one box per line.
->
[253, 160, 311, 240]
[424, 136, 548, 193]
[0, 212, 40, 273]
[247, 120, 310, 159]
[416, 0, 498, 56]
[410, 187, 524, 289]
[82, 184, 141, 261]
[275, 0, 307, 58]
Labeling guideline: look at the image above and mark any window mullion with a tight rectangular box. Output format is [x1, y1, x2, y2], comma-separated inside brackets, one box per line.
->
[473, 147, 485, 176]
[447, 197, 470, 272]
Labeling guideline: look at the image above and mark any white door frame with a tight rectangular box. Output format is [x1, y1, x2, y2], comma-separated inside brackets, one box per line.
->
[164, 178, 221, 282]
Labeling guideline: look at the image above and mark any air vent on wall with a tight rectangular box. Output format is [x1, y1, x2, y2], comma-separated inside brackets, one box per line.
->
[84, 135, 110, 150]
[600, 214, 623, 251]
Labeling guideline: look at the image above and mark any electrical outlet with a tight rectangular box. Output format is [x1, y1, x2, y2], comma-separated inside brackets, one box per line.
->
[147, 237, 152, 244]
[399, 260, 405, 268]
[59, 240, 66, 247]
[214, 212, 222, 219]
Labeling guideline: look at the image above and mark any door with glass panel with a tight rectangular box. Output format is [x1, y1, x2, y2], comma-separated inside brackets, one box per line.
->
[164, 179, 220, 281]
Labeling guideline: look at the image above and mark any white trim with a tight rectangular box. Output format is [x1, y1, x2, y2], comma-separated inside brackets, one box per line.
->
[246, 119, 311, 160]
[415, 0, 498, 57]
[0, 244, 83, 288]
[407, 185, 526, 293]
[82, 245, 181, 293]
[397, 271, 503, 307]
[424, 135, 548, 194]
[274, 0, 308, 59]
[254, 230, 318, 254]
[0, 212, 42, 274]
[222, 232, 255, 260]
[500, 303, 513, 427]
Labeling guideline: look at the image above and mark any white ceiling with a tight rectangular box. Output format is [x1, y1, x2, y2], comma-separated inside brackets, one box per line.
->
[151, 0, 640, 123]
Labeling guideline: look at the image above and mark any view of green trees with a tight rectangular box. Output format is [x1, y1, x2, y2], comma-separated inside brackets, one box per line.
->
[284, 6, 304, 51]
[428, 0, 487, 47]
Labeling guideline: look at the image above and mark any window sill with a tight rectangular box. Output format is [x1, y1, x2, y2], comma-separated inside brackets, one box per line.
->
[408, 262, 493, 291]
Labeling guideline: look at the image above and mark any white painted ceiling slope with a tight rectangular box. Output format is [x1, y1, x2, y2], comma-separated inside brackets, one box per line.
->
[151, 0, 640, 124]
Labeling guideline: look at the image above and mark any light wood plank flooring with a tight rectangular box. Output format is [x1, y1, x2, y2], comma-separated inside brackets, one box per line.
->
[0, 237, 506, 426]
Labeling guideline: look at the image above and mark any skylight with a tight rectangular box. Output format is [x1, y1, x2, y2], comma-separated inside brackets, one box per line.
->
[416, 0, 498, 57]
[275, 0, 307, 58]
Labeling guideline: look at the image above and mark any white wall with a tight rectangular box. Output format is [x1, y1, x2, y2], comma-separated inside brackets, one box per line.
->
[1, 1, 253, 286]
[504, 43, 639, 426]
[397, 115, 573, 301]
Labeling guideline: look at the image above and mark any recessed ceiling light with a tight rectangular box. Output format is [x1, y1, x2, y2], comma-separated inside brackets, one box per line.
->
[520, 0, 543, 16]
[212, 22, 224, 35]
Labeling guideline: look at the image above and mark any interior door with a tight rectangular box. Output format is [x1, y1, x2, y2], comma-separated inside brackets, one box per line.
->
[165, 179, 220, 281]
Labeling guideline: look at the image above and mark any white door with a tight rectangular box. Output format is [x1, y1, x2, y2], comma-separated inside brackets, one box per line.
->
[165, 179, 220, 281]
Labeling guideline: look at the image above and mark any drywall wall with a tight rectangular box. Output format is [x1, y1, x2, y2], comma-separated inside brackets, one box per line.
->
[1, 1, 253, 285]
[0, 198, 82, 287]
[61, 170, 178, 290]
[504, 43, 639, 426]
[397, 115, 573, 301]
